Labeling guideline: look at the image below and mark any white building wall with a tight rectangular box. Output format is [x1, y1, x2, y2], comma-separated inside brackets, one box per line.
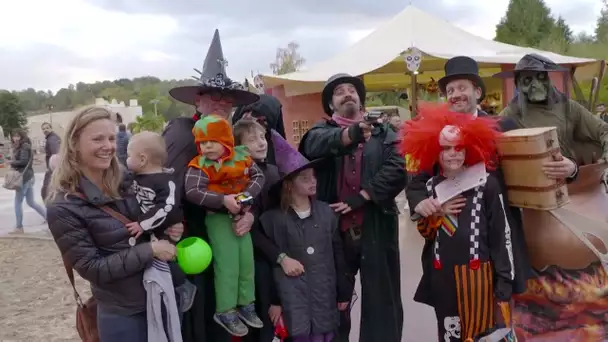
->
[26, 98, 142, 151]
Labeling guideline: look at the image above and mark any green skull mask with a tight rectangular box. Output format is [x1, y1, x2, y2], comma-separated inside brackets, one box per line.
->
[517, 71, 550, 103]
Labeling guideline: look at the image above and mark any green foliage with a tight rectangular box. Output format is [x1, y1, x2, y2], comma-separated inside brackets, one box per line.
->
[9, 76, 196, 122]
[270, 42, 305, 75]
[495, 0, 555, 47]
[0, 92, 27, 137]
[597, 0, 608, 43]
[366, 92, 408, 107]
[538, 16, 573, 53]
[494, 0, 608, 108]
[130, 112, 166, 134]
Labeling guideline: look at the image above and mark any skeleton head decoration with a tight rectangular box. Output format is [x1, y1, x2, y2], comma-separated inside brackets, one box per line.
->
[253, 74, 265, 94]
[403, 47, 422, 74]
[443, 316, 461, 339]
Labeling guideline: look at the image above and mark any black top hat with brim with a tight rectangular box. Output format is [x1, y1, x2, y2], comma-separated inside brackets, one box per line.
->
[321, 73, 366, 115]
[169, 29, 259, 107]
[492, 53, 569, 79]
[438, 56, 486, 102]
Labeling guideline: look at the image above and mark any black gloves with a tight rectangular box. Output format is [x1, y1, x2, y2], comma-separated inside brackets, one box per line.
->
[347, 123, 366, 144]
[344, 193, 367, 211]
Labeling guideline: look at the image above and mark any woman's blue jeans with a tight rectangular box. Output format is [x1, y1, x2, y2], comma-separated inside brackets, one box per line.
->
[97, 306, 148, 342]
[14, 178, 46, 228]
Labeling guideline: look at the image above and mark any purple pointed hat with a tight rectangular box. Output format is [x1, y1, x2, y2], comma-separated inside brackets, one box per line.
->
[271, 130, 313, 177]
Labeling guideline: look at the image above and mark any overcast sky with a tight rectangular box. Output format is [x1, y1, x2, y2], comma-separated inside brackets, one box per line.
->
[0, 0, 601, 92]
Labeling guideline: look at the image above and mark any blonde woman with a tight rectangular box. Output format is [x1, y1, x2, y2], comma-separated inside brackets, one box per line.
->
[46, 106, 183, 342]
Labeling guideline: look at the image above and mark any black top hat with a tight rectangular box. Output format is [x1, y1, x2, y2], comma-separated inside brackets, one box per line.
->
[321, 73, 366, 115]
[438, 56, 486, 102]
[492, 53, 569, 79]
[169, 29, 259, 107]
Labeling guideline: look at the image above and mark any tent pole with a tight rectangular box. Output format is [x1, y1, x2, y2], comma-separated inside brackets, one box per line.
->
[591, 61, 606, 110]
[410, 72, 418, 118]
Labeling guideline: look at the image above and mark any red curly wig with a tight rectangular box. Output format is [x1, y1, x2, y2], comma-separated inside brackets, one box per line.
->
[401, 103, 502, 174]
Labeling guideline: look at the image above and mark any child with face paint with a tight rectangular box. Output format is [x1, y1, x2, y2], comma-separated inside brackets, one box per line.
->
[184, 114, 266, 337]
[402, 104, 517, 341]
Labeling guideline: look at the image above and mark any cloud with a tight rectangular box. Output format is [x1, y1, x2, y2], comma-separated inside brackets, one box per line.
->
[0, 0, 601, 92]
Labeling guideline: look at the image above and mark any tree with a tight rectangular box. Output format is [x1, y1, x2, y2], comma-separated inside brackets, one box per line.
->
[495, 0, 555, 47]
[573, 32, 596, 44]
[130, 112, 165, 134]
[270, 42, 305, 75]
[0, 92, 27, 137]
[554, 16, 573, 44]
[8, 77, 196, 121]
[538, 16, 573, 54]
[596, 0, 608, 43]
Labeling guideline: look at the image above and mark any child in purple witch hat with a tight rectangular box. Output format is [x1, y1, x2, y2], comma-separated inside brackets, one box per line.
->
[259, 131, 351, 342]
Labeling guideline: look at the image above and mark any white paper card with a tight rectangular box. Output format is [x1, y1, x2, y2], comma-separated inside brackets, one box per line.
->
[434, 162, 488, 204]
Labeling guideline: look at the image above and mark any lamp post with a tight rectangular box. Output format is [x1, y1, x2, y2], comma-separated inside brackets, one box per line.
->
[150, 99, 159, 116]
[47, 104, 54, 125]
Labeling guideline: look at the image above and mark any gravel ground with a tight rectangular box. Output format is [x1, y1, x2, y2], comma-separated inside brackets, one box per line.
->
[0, 237, 88, 342]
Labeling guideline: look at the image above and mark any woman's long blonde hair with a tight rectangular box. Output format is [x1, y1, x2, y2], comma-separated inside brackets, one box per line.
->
[47, 106, 123, 203]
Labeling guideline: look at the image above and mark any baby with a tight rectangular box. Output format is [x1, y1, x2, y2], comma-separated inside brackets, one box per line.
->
[126, 131, 196, 312]
[184, 114, 265, 337]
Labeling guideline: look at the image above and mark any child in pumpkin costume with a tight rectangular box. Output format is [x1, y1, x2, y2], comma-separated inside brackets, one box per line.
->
[402, 105, 516, 341]
[184, 115, 265, 337]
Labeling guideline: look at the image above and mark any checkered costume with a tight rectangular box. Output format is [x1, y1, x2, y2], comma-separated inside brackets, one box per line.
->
[402, 104, 516, 341]
[419, 174, 515, 341]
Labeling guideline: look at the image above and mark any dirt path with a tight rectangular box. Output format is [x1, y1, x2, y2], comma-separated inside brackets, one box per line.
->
[0, 238, 87, 342]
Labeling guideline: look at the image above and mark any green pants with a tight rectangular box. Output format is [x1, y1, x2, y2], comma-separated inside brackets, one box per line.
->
[205, 212, 255, 313]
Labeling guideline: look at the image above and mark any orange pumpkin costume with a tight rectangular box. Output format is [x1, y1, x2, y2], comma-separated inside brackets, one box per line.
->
[188, 114, 255, 194]
[184, 114, 265, 321]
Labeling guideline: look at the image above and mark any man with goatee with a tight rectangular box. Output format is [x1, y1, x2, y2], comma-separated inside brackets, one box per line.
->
[298, 73, 406, 342]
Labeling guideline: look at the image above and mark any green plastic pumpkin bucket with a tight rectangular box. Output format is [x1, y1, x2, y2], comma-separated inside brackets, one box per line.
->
[176, 237, 212, 275]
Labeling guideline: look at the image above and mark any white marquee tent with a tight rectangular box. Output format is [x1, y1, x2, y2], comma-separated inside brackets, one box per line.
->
[261, 5, 602, 96]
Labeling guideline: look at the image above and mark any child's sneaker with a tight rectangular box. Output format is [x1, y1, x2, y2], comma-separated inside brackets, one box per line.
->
[175, 279, 197, 312]
[238, 303, 264, 328]
[214, 311, 249, 337]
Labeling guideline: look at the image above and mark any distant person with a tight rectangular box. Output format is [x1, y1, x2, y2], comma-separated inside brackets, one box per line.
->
[41, 154, 59, 201]
[116, 123, 129, 167]
[41, 122, 61, 168]
[9, 129, 46, 234]
[379, 112, 389, 123]
[388, 114, 402, 133]
[41, 122, 61, 199]
[597, 103, 607, 122]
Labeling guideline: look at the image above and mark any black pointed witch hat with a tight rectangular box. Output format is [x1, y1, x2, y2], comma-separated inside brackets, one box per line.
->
[169, 29, 259, 107]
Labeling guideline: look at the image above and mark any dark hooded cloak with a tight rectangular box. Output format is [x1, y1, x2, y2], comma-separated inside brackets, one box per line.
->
[233, 94, 286, 165]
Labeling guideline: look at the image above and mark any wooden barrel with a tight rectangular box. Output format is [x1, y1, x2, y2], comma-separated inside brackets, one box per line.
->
[522, 163, 608, 270]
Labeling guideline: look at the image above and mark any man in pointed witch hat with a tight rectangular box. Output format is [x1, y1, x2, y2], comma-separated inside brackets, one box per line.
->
[162, 29, 260, 342]
[298, 73, 406, 341]
[405, 56, 534, 326]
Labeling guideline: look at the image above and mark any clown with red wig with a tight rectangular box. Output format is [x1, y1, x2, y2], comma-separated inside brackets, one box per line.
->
[402, 105, 516, 341]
